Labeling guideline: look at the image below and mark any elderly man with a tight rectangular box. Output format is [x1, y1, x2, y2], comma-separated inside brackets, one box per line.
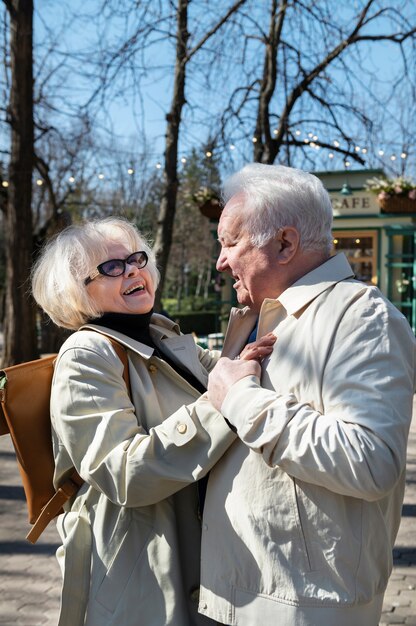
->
[199, 163, 416, 626]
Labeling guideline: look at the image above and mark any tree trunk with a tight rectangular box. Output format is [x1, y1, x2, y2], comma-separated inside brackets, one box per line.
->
[153, 0, 188, 311]
[2, 0, 37, 366]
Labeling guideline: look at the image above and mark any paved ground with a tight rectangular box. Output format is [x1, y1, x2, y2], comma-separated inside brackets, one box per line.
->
[0, 403, 415, 625]
[380, 398, 416, 626]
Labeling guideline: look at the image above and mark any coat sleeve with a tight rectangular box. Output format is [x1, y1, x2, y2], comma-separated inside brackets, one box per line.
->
[51, 341, 235, 507]
[221, 291, 415, 501]
[197, 345, 221, 373]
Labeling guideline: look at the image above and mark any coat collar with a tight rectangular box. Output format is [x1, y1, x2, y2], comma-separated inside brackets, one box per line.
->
[82, 313, 182, 360]
[222, 253, 354, 355]
[82, 314, 208, 387]
[277, 252, 354, 316]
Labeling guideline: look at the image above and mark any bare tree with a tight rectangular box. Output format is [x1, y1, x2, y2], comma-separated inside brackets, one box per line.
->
[151, 0, 247, 307]
[164, 145, 221, 305]
[1, 0, 37, 366]
[65, 0, 247, 307]
[216, 0, 416, 170]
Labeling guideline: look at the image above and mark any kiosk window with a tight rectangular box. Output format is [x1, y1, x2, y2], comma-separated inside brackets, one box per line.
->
[332, 231, 378, 285]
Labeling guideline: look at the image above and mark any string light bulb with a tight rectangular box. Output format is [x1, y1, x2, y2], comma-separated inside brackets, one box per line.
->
[49, 142, 410, 189]
[36, 179, 43, 186]
[2, 181, 9, 187]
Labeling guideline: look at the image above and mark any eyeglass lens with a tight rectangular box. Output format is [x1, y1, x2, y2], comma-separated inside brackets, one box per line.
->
[99, 251, 148, 277]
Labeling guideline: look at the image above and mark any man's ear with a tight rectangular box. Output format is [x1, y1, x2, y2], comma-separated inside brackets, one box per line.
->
[276, 227, 300, 264]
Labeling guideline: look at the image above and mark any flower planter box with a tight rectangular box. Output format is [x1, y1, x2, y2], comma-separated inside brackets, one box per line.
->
[379, 196, 416, 214]
[198, 198, 222, 219]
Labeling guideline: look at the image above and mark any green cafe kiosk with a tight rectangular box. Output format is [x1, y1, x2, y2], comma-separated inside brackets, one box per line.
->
[215, 168, 416, 339]
[315, 169, 416, 333]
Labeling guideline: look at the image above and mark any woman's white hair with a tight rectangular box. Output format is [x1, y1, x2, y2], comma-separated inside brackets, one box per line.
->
[222, 163, 333, 254]
[31, 217, 160, 330]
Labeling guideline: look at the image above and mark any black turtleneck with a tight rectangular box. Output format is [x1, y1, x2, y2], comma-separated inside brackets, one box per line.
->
[90, 310, 206, 394]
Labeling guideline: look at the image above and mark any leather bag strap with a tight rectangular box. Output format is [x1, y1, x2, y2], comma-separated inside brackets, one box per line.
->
[26, 470, 84, 543]
[26, 336, 130, 544]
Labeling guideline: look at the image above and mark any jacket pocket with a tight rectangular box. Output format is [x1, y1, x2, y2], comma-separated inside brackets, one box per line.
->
[95, 516, 152, 613]
[294, 478, 363, 584]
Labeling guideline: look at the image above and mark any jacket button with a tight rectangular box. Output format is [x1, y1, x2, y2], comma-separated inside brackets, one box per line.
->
[177, 423, 187, 434]
[200, 603, 208, 610]
[148, 364, 157, 373]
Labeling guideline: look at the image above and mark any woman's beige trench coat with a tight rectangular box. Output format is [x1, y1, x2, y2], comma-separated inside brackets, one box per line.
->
[50, 314, 235, 626]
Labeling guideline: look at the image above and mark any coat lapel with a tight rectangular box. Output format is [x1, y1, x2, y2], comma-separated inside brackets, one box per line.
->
[151, 327, 209, 388]
[81, 317, 209, 388]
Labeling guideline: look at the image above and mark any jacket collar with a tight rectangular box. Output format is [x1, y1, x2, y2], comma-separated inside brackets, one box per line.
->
[222, 254, 354, 355]
[277, 252, 354, 316]
[82, 314, 209, 387]
[82, 313, 182, 360]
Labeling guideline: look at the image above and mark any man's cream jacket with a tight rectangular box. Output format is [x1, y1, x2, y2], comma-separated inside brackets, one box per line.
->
[199, 253, 416, 626]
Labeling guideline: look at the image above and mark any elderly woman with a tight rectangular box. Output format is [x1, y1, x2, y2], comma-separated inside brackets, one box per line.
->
[31, 217, 274, 626]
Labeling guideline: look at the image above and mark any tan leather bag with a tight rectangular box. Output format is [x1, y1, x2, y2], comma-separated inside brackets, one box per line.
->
[0, 337, 129, 543]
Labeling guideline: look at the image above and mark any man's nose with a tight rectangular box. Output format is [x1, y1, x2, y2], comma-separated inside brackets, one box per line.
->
[216, 249, 228, 272]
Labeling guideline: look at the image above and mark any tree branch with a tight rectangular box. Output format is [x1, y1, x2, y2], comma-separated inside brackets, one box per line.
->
[187, 0, 248, 61]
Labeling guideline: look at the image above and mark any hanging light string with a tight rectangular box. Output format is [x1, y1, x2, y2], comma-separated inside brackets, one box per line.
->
[0, 137, 411, 188]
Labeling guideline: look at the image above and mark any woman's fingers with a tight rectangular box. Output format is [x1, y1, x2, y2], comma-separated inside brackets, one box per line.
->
[239, 333, 277, 361]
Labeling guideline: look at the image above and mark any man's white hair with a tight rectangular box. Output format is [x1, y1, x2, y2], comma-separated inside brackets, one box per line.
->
[222, 163, 333, 254]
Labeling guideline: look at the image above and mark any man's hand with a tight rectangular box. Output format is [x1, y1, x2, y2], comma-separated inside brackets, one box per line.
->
[208, 357, 261, 411]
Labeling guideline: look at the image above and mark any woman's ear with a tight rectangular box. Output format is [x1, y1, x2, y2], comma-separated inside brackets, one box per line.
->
[276, 227, 300, 264]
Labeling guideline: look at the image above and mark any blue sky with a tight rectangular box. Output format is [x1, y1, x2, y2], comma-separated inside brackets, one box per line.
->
[21, 1, 416, 180]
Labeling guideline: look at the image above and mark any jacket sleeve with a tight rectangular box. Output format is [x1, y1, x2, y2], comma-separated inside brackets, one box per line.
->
[197, 344, 221, 373]
[221, 291, 415, 501]
[51, 341, 235, 507]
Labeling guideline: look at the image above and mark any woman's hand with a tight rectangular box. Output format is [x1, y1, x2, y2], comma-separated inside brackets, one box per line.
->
[239, 332, 276, 362]
[208, 333, 276, 411]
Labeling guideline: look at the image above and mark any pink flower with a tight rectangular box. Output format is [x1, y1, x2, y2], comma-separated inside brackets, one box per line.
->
[394, 186, 403, 194]
[378, 191, 390, 200]
[408, 189, 416, 200]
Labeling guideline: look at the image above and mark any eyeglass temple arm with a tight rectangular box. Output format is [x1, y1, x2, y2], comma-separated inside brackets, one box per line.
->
[84, 269, 100, 285]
